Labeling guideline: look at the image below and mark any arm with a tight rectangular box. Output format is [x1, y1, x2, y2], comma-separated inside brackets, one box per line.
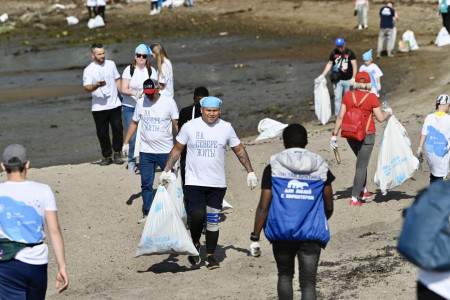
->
[323, 184, 334, 220]
[232, 143, 254, 173]
[332, 103, 347, 135]
[252, 189, 272, 237]
[321, 61, 333, 77]
[120, 78, 134, 96]
[84, 82, 104, 93]
[115, 78, 122, 94]
[419, 134, 426, 148]
[163, 141, 185, 172]
[351, 59, 357, 79]
[172, 119, 179, 133]
[354, 0, 358, 10]
[45, 210, 68, 293]
[373, 106, 390, 123]
[393, 11, 399, 21]
[124, 120, 138, 144]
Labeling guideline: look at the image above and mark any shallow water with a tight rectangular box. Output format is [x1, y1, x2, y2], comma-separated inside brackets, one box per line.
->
[0, 34, 323, 168]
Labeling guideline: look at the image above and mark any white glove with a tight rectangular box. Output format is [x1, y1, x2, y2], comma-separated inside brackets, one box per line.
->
[350, 78, 355, 86]
[250, 242, 261, 257]
[416, 146, 423, 158]
[122, 143, 129, 157]
[330, 136, 338, 150]
[133, 89, 143, 98]
[247, 172, 258, 190]
[159, 171, 175, 184]
[383, 107, 393, 115]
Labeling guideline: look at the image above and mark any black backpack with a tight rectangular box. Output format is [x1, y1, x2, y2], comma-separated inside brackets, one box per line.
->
[129, 64, 152, 78]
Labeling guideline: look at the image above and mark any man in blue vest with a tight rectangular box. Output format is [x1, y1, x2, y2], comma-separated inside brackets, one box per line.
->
[250, 124, 334, 300]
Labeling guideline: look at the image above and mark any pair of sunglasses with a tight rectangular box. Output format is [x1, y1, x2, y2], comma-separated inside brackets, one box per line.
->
[136, 53, 148, 59]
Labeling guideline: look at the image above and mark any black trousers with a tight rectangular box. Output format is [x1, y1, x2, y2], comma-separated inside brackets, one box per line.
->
[92, 106, 123, 158]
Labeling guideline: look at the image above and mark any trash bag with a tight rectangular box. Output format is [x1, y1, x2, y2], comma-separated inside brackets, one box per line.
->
[136, 185, 198, 256]
[402, 30, 419, 51]
[313, 77, 331, 125]
[435, 27, 450, 47]
[255, 118, 288, 141]
[66, 16, 79, 26]
[222, 199, 234, 213]
[87, 15, 105, 29]
[167, 168, 187, 226]
[374, 115, 419, 195]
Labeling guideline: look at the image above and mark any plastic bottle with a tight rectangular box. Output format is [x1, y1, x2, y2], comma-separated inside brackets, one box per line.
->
[382, 98, 388, 109]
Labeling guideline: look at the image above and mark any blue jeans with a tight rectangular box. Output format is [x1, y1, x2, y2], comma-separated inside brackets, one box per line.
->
[186, 0, 194, 5]
[333, 79, 351, 116]
[122, 105, 136, 164]
[272, 241, 321, 300]
[140, 152, 169, 215]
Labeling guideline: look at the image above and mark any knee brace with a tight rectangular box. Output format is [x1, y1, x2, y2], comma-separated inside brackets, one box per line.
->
[206, 205, 220, 232]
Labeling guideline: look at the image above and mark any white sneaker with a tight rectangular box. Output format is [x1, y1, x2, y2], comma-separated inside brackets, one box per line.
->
[127, 162, 136, 174]
[364, 24, 368, 29]
[150, 9, 157, 15]
[138, 216, 148, 224]
[156, 7, 161, 14]
[358, 24, 362, 30]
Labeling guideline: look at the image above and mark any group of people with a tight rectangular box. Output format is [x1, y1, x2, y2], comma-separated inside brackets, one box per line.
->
[85, 0, 107, 21]
[150, 0, 194, 15]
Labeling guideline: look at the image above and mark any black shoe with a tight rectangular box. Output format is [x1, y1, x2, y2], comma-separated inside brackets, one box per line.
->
[113, 152, 124, 165]
[205, 256, 220, 270]
[188, 243, 201, 265]
[99, 157, 113, 166]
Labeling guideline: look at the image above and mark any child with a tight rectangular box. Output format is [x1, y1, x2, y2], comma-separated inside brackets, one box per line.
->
[359, 49, 383, 97]
[417, 94, 450, 183]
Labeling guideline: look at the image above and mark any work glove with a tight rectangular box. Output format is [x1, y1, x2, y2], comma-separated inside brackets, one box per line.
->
[247, 172, 258, 190]
[330, 136, 338, 150]
[250, 242, 261, 257]
[159, 171, 176, 184]
[383, 107, 393, 115]
[416, 146, 423, 158]
[314, 74, 325, 84]
[122, 143, 129, 157]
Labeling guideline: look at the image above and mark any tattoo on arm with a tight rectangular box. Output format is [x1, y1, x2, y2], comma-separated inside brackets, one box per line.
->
[235, 146, 254, 173]
[164, 152, 180, 172]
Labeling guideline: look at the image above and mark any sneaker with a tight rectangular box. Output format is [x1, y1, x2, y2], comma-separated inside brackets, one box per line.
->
[364, 24, 368, 29]
[113, 152, 124, 165]
[188, 243, 201, 265]
[350, 199, 362, 206]
[205, 256, 220, 270]
[376, 53, 381, 59]
[149, 9, 157, 15]
[358, 24, 362, 30]
[137, 215, 148, 224]
[99, 157, 113, 166]
[359, 190, 373, 200]
[127, 162, 136, 174]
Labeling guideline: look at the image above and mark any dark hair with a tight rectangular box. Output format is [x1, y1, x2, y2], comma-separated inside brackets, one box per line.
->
[4, 157, 26, 173]
[283, 124, 307, 148]
[193, 87, 209, 99]
[90, 43, 103, 53]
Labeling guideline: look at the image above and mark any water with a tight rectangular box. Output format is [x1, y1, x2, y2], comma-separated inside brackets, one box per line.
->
[0, 34, 324, 168]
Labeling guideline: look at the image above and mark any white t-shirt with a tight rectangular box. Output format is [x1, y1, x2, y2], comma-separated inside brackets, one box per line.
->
[176, 117, 241, 187]
[359, 63, 383, 97]
[0, 181, 57, 265]
[133, 94, 179, 153]
[97, 0, 106, 5]
[86, 0, 96, 7]
[419, 270, 450, 299]
[422, 112, 450, 177]
[83, 60, 121, 112]
[156, 59, 174, 98]
[121, 65, 157, 108]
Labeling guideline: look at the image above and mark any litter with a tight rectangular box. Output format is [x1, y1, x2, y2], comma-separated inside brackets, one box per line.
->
[87, 15, 105, 29]
[313, 76, 331, 125]
[255, 118, 288, 141]
[66, 16, 79, 26]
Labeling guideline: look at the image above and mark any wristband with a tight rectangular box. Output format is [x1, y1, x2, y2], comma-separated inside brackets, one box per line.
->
[250, 232, 260, 242]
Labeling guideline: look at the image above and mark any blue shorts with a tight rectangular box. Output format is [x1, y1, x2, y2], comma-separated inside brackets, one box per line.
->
[184, 185, 226, 212]
[0, 259, 48, 300]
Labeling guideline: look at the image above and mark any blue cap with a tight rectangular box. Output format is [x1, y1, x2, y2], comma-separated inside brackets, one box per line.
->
[362, 49, 373, 61]
[335, 37, 345, 46]
[135, 44, 152, 55]
[200, 96, 222, 108]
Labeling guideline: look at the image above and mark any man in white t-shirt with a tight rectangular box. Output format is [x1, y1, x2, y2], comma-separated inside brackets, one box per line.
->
[122, 78, 179, 224]
[0, 144, 68, 298]
[159, 96, 258, 270]
[417, 94, 450, 183]
[83, 43, 124, 166]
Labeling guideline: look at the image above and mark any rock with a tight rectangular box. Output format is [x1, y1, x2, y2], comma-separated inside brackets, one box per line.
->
[0, 25, 14, 34]
[33, 23, 47, 30]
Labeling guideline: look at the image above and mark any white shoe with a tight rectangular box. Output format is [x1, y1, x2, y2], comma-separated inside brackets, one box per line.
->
[127, 162, 136, 174]
[156, 7, 161, 14]
[364, 24, 368, 29]
[137, 216, 148, 224]
[358, 24, 362, 30]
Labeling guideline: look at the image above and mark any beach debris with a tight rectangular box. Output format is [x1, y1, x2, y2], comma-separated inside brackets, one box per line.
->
[255, 118, 288, 141]
[219, 32, 228, 36]
[435, 27, 450, 47]
[0, 13, 8, 23]
[88, 15, 105, 29]
[66, 16, 79, 26]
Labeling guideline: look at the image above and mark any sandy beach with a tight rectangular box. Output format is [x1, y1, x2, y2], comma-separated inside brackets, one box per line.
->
[1, 0, 449, 299]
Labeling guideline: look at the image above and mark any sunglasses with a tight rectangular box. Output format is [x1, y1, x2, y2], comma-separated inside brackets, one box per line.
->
[136, 53, 148, 59]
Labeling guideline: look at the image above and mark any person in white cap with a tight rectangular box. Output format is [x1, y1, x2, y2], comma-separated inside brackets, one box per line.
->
[159, 96, 258, 270]
[0, 144, 68, 298]
[317, 37, 357, 117]
[359, 49, 383, 97]
[122, 78, 179, 224]
[417, 94, 450, 183]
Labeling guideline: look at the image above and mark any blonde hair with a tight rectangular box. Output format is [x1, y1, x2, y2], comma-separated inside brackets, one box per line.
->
[150, 43, 171, 78]
[353, 82, 372, 91]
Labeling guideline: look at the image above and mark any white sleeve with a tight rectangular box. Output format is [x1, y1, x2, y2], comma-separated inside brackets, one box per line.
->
[176, 123, 189, 145]
[421, 116, 430, 136]
[83, 66, 95, 86]
[227, 124, 241, 148]
[44, 185, 57, 211]
[122, 65, 132, 80]
[132, 100, 142, 122]
[150, 66, 158, 80]
[169, 99, 179, 120]
[112, 61, 120, 80]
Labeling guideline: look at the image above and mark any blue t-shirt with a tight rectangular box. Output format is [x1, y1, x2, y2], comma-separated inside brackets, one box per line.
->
[380, 6, 395, 28]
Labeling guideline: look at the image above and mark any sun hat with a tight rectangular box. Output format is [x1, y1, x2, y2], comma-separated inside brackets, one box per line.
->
[2, 144, 28, 167]
[355, 71, 371, 83]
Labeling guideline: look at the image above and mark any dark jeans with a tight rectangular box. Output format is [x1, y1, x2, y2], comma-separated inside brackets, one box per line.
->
[272, 241, 322, 300]
[92, 106, 123, 158]
[430, 174, 445, 184]
[442, 10, 450, 34]
[347, 134, 375, 198]
[417, 281, 446, 300]
[97, 5, 105, 20]
[140, 152, 169, 215]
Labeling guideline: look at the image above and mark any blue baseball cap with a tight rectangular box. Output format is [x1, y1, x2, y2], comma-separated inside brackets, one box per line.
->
[335, 37, 345, 46]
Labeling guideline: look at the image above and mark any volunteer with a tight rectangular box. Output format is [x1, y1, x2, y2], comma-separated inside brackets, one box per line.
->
[150, 43, 174, 98]
[330, 71, 392, 206]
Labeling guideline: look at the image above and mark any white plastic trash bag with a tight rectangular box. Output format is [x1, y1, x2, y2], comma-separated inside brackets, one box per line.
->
[374, 115, 419, 195]
[0, 13, 8, 23]
[313, 77, 331, 125]
[402, 30, 419, 50]
[167, 169, 187, 226]
[222, 199, 234, 212]
[435, 27, 450, 47]
[87, 15, 105, 29]
[66, 16, 79, 26]
[136, 185, 198, 256]
[255, 118, 288, 141]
